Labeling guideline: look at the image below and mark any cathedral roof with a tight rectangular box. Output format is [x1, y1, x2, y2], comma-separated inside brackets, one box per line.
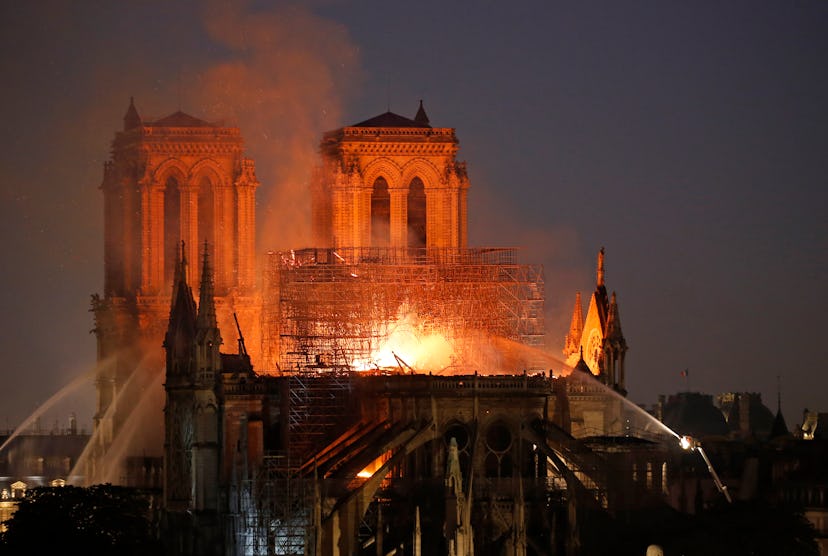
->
[150, 110, 217, 128]
[352, 102, 433, 129]
[351, 111, 431, 128]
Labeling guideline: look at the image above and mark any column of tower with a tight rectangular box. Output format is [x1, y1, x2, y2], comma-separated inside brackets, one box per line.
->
[93, 99, 262, 479]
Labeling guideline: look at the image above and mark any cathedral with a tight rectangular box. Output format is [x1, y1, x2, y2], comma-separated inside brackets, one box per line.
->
[90, 100, 653, 555]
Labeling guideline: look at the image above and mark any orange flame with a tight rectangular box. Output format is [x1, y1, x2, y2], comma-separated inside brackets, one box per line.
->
[352, 308, 455, 371]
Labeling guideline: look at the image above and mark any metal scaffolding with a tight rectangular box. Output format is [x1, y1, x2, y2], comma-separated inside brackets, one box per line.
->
[231, 454, 312, 556]
[287, 373, 353, 461]
[225, 373, 356, 555]
[262, 247, 545, 373]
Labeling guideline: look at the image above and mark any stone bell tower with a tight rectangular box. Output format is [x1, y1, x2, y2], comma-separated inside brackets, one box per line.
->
[91, 99, 261, 476]
[311, 101, 470, 254]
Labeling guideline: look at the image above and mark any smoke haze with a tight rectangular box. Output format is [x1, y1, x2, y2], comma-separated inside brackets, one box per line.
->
[0, 1, 361, 427]
[191, 1, 361, 250]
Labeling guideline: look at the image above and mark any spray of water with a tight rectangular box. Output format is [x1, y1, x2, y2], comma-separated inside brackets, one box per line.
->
[0, 357, 112, 455]
[463, 334, 682, 441]
[93, 368, 164, 485]
[566, 368, 681, 440]
[68, 351, 163, 485]
[475, 335, 573, 375]
[67, 355, 146, 484]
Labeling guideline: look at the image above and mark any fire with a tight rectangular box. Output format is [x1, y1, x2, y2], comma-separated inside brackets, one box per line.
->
[356, 452, 390, 479]
[352, 308, 455, 372]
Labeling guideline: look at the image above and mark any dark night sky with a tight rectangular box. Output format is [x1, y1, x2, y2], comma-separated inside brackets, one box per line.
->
[0, 1, 826, 431]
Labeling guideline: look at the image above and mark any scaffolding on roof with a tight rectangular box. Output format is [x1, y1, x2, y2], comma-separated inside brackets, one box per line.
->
[262, 247, 545, 373]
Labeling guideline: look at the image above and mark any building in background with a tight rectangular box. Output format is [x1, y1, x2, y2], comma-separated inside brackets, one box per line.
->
[0, 419, 90, 532]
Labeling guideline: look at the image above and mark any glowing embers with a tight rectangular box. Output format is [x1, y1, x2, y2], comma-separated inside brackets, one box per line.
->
[352, 307, 455, 372]
[356, 451, 391, 479]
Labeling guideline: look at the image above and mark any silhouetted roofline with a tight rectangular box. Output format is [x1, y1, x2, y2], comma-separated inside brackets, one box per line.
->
[149, 111, 218, 128]
[351, 111, 432, 129]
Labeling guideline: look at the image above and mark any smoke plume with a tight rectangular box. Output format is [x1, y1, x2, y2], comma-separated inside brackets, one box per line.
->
[188, 1, 362, 250]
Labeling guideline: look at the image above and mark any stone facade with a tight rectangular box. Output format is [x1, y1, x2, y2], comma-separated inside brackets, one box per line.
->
[311, 103, 470, 253]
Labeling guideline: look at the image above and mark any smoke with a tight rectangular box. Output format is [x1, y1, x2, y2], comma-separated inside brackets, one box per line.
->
[187, 1, 361, 250]
[0, 0, 361, 427]
[469, 188, 594, 355]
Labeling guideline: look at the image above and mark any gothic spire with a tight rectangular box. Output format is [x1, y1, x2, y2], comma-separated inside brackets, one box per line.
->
[777, 375, 782, 414]
[197, 241, 217, 330]
[165, 241, 197, 353]
[605, 292, 626, 345]
[770, 376, 790, 439]
[563, 292, 584, 357]
[594, 247, 609, 324]
[123, 96, 141, 130]
[170, 241, 195, 319]
[414, 99, 430, 126]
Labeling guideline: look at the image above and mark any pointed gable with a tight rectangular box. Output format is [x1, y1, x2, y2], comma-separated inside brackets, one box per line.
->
[352, 111, 431, 128]
[150, 111, 217, 128]
[351, 100, 433, 128]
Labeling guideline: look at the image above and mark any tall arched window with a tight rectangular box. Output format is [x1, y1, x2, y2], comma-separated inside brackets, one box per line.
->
[197, 177, 215, 286]
[164, 176, 181, 286]
[407, 177, 426, 248]
[371, 177, 390, 247]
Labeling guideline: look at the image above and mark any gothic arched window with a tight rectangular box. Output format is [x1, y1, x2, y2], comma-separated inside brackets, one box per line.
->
[407, 177, 426, 249]
[371, 177, 390, 247]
